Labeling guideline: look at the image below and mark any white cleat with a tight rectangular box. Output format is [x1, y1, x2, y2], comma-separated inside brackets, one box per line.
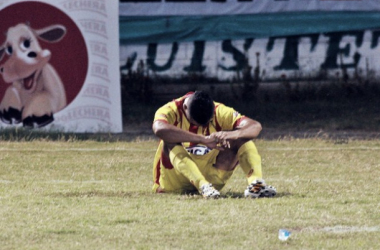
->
[200, 183, 220, 199]
[244, 179, 276, 198]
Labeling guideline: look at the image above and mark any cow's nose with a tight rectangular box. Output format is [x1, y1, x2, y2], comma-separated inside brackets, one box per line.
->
[0, 67, 3, 73]
[28, 52, 37, 58]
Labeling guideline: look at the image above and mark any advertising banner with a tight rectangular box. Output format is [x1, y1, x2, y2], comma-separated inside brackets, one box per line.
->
[0, 0, 122, 132]
[120, 0, 380, 16]
[119, 0, 380, 44]
[120, 29, 380, 81]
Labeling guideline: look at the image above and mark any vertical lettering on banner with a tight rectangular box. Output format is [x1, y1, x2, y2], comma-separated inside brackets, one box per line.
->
[54, 0, 121, 132]
[274, 36, 300, 70]
[147, 42, 179, 71]
[371, 31, 380, 48]
[184, 41, 206, 73]
[279, 34, 320, 71]
[82, 84, 111, 104]
[90, 41, 109, 60]
[79, 19, 107, 39]
[218, 40, 250, 72]
[91, 63, 110, 82]
[321, 32, 363, 70]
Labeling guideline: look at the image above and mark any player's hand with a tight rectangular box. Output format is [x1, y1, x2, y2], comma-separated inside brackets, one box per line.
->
[203, 135, 226, 151]
[206, 132, 231, 150]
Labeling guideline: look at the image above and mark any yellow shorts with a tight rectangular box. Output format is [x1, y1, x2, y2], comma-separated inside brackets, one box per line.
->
[153, 147, 234, 193]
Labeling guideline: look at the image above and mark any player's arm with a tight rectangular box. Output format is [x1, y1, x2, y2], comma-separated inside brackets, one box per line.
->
[210, 117, 262, 145]
[153, 120, 216, 146]
[226, 117, 262, 139]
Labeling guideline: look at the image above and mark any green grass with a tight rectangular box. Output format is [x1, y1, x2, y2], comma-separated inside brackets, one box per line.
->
[0, 138, 379, 249]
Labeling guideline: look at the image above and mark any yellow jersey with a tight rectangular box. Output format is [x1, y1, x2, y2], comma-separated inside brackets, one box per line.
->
[152, 92, 246, 190]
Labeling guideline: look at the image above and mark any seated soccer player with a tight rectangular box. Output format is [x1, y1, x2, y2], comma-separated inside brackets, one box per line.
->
[152, 91, 276, 199]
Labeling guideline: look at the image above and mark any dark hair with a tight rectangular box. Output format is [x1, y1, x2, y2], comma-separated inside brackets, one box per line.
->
[188, 91, 214, 125]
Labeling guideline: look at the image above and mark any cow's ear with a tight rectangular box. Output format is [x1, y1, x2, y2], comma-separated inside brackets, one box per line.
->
[35, 25, 66, 43]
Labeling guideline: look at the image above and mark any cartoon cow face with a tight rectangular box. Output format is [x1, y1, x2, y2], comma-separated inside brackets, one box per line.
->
[0, 23, 67, 128]
[0, 24, 66, 91]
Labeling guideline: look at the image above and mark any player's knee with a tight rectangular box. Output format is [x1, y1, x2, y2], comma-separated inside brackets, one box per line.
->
[230, 138, 251, 151]
[175, 157, 192, 171]
[163, 142, 182, 155]
[168, 145, 192, 169]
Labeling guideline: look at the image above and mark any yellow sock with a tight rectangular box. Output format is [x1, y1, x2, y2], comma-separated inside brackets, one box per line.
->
[238, 141, 263, 184]
[169, 145, 209, 190]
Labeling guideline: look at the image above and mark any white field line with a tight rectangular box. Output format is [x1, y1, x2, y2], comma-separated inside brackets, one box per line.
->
[303, 226, 380, 234]
[321, 226, 380, 233]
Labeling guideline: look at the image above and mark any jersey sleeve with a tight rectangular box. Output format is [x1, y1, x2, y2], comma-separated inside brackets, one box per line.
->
[153, 103, 178, 125]
[215, 103, 245, 131]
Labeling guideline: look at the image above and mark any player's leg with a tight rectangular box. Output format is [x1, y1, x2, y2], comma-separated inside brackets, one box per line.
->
[213, 138, 253, 174]
[237, 140, 262, 184]
[214, 139, 276, 198]
[238, 140, 276, 198]
[164, 142, 220, 198]
[208, 139, 247, 190]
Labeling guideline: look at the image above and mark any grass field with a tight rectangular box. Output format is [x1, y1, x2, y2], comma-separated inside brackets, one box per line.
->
[0, 138, 379, 250]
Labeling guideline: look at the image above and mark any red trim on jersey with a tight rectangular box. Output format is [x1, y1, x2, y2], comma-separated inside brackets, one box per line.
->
[173, 109, 179, 126]
[161, 150, 174, 169]
[175, 92, 193, 109]
[174, 97, 185, 125]
[189, 124, 198, 134]
[184, 92, 195, 98]
[205, 126, 210, 136]
[154, 119, 168, 124]
[233, 117, 246, 129]
[214, 104, 222, 131]
[154, 160, 161, 185]
[152, 120, 168, 130]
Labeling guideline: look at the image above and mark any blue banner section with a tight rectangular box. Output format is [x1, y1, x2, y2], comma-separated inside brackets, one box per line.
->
[119, 0, 380, 16]
[119, 11, 380, 44]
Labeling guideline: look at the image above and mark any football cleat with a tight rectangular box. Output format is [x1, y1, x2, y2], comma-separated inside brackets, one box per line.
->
[200, 183, 220, 199]
[244, 179, 276, 198]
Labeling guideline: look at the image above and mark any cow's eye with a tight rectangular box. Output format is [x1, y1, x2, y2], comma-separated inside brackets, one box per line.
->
[5, 46, 12, 55]
[21, 39, 31, 50]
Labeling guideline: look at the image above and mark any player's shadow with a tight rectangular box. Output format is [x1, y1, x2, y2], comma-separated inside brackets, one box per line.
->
[222, 191, 292, 199]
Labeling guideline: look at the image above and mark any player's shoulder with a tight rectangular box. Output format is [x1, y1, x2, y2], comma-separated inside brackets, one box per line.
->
[214, 101, 234, 112]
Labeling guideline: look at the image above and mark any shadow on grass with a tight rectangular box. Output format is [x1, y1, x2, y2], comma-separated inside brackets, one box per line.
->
[50, 190, 292, 200]
[46, 230, 77, 235]
[224, 191, 292, 199]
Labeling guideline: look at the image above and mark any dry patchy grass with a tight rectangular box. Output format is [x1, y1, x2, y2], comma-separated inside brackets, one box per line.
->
[0, 139, 379, 250]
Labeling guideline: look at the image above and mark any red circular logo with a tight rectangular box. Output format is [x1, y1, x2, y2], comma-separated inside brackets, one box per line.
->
[0, 1, 88, 127]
